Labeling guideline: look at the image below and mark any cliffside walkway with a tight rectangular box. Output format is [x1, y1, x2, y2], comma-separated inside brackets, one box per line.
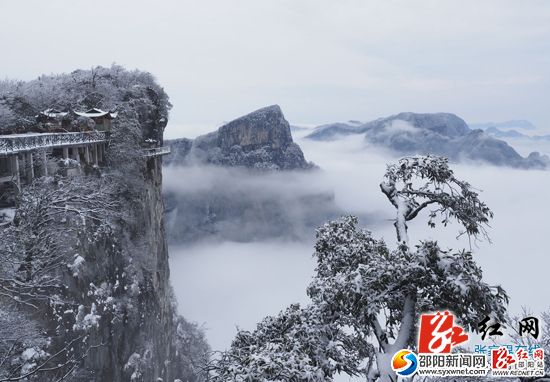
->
[0, 131, 170, 209]
[144, 146, 171, 157]
[0, 131, 109, 189]
[0, 131, 108, 156]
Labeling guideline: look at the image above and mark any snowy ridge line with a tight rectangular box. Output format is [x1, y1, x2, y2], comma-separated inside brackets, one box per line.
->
[0, 131, 109, 156]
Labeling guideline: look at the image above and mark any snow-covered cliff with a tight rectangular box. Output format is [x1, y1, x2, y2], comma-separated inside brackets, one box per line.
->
[0, 66, 207, 381]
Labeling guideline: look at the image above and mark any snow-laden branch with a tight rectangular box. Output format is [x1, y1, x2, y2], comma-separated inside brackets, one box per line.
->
[211, 156, 507, 382]
[381, 155, 493, 244]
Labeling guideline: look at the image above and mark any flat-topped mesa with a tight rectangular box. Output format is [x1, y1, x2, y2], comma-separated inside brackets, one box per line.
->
[166, 105, 314, 170]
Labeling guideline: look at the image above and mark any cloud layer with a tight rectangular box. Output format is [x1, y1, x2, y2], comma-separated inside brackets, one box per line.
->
[169, 134, 550, 361]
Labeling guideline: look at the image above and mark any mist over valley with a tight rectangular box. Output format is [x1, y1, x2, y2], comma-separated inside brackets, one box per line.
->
[165, 107, 550, 363]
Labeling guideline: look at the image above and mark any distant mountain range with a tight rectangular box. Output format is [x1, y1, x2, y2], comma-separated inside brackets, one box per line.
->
[469, 120, 550, 142]
[305, 112, 548, 169]
[480, 126, 550, 142]
[469, 120, 537, 131]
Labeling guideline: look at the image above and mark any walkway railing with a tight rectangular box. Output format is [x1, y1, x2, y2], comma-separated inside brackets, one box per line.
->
[143, 146, 171, 157]
[0, 131, 109, 156]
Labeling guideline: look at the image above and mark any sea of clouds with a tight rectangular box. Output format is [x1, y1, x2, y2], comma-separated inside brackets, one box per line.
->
[168, 131, 550, 375]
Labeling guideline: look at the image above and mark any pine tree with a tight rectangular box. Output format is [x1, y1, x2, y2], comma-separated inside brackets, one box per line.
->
[212, 155, 508, 382]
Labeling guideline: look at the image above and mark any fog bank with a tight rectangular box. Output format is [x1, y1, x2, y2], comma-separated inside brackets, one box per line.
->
[169, 241, 314, 351]
[169, 133, 550, 362]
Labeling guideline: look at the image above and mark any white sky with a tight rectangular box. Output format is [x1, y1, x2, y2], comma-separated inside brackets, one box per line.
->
[2, 0, 550, 137]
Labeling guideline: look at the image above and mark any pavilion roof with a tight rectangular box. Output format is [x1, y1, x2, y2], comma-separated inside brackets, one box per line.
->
[74, 108, 117, 119]
[39, 108, 69, 119]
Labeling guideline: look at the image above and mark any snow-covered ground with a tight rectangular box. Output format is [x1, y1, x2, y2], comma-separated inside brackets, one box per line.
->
[169, 134, 549, 381]
[0, 207, 15, 226]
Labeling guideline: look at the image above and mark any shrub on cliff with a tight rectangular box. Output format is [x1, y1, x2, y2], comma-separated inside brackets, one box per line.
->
[0, 176, 121, 380]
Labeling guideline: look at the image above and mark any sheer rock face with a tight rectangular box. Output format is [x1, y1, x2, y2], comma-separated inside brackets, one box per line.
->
[0, 67, 206, 382]
[75, 115, 200, 382]
[162, 106, 337, 244]
[166, 105, 314, 170]
[305, 112, 548, 169]
[217, 105, 293, 150]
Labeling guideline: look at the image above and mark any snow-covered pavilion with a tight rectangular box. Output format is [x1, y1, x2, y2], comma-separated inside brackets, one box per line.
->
[74, 108, 118, 131]
[0, 108, 170, 208]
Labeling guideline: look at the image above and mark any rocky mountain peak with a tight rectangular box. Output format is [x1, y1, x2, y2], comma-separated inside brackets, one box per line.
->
[217, 105, 293, 151]
[166, 105, 314, 170]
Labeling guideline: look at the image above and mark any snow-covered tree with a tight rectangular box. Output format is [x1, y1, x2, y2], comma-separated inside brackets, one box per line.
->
[0, 101, 17, 132]
[309, 155, 507, 381]
[212, 155, 507, 382]
[308, 216, 507, 381]
[172, 315, 211, 382]
[380, 155, 493, 243]
[0, 175, 120, 380]
[209, 304, 364, 382]
[0, 64, 171, 136]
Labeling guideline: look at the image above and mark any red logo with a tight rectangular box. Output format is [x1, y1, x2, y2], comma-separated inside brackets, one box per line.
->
[418, 311, 469, 353]
[515, 348, 528, 360]
[492, 347, 516, 369]
[533, 349, 544, 361]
